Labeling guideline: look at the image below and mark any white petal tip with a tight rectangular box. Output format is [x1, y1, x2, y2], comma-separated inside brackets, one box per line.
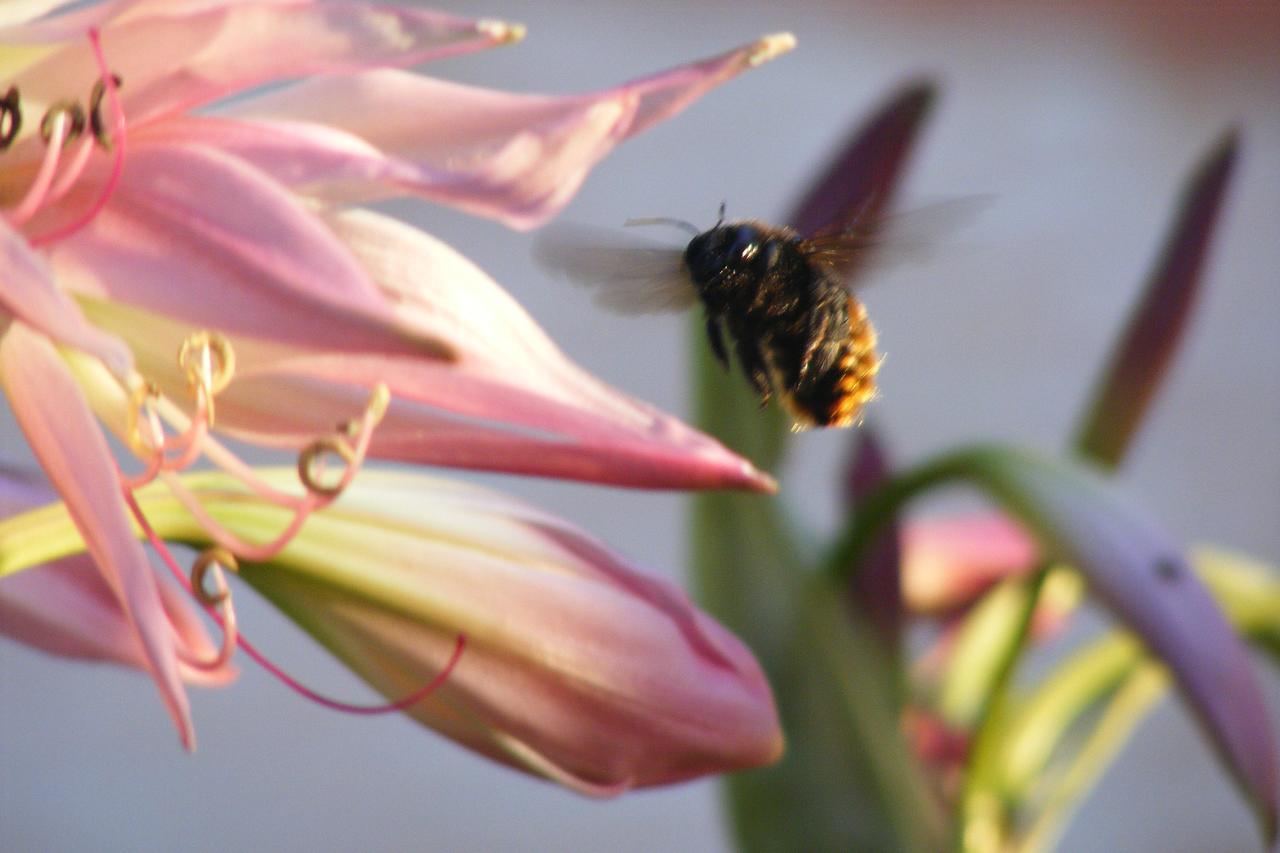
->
[478, 18, 526, 45]
[744, 462, 779, 494]
[747, 32, 797, 67]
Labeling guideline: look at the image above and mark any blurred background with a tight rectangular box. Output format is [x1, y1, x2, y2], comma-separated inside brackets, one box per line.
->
[2, 1, 1277, 850]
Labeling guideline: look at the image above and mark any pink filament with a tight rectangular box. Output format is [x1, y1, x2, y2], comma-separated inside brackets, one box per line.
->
[151, 391, 383, 562]
[29, 28, 126, 248]
[45, 134, 95, 204]
[120, 396, 210, 490]
[120, 485, 465, 715]
[6, 115, 67, 225]
[174, 568, 238, 674]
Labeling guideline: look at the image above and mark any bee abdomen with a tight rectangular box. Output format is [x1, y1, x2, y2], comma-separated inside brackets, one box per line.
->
[785, 296, 880, 428]
[829, 297, 880, 426]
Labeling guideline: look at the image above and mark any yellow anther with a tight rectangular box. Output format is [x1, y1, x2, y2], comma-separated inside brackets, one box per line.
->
[297, 436, 358, 498]
[191, 547, 238, 607]
[177, 330, 235, 396]
[125, 379, 162, 456]
[366, 383, 390, 425]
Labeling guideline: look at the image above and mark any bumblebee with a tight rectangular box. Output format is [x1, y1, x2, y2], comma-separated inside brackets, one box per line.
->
[682, 218, 879, 428]
[537, 208, 883, 429]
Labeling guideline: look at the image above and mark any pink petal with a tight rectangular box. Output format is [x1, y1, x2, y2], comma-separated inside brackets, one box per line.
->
[220, 34, 796, 228]
[0, 471, 233, 686]
[9, 2, 513, 129]
[0, 220, 131, 376]
[0, 556, 235, 687]
[0, 323, 193, 747]
[87, 208, 771, 490]
[901, 513, 1039, 614]
[238, 472, 782, 792]
[48, 142, 451, 360]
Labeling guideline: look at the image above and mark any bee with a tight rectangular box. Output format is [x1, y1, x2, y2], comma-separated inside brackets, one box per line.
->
[536, 204, 884, 429]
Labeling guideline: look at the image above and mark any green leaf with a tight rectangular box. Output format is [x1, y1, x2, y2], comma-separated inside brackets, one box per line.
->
[937, 572, 1046, 728]
[999, 548, 1280, 850]
[828, 444, 1278, 846]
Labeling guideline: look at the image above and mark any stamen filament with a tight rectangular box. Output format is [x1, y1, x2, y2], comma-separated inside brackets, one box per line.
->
[45, 134, 95, 204]
[174, 551, 238, 673]
[7, 111, 67, 225]
[122, 484, 464, 715]
[29, 29, 126, 248]
[158, 469, 319, 563]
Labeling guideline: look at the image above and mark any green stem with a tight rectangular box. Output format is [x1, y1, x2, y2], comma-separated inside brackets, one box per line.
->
[956, 567, 1049, 852]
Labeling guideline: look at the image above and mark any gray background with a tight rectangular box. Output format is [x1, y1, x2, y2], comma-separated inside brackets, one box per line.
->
[2, 2, 1278, 850]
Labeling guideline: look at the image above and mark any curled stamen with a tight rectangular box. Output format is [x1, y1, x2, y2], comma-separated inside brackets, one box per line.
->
[121, 375, 211, 490]
[191, 547, 238, 607]
[178, 330, 234, 429]
[40, 101, 85, 146]
[297, 436, 358, 499]
[298, 384, 390, 501]
[176, 547, 239, 673]
[89, 73, 123, 149]
[177, 331, 235, 396]
[0, 87, 20, 150]
[125, 379, 163, 456]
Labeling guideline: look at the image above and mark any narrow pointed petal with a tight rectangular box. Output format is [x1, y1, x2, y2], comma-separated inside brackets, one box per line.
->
[10, 2, 514, 128]
[1073, 130, 1239, 467]
[82, 208, 771, 490]
[219, 34, 797, 228]
[0, 324, 193, 747]
[0, 220, 131, 376]
[786, 80, 937, 242]
[49, 143, 451, 360]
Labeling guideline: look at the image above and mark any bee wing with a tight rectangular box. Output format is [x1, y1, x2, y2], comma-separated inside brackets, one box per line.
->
[800, 196, 992, 286]
[534, 224, 697, 314]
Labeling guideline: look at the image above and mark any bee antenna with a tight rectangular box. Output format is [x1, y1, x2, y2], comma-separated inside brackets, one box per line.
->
[716, 201, 727, 227]
[623, 216, 701, 236]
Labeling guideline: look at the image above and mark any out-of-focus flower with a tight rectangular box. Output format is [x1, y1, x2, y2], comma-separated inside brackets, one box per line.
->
[0, 0, 791, 749]
[902, 513, 1083, 682]
[901, 513, 1039, 615]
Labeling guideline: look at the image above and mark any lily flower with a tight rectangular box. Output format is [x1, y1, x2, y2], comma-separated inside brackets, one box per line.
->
[0, 0, 791, 749]
[2, 465, 785, 792]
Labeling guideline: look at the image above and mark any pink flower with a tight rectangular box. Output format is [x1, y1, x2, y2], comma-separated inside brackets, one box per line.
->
[0, 0, 791, 751]
[132, 468, 782, 793]
[901, 513, 1039, 615]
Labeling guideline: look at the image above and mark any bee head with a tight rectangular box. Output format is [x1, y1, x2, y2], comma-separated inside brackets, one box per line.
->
[685, 223, 767, 285]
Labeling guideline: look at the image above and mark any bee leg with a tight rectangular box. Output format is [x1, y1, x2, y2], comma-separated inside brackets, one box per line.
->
[735, 338, 773, 405]
[798, 310, 832, 383]
[705, 316, 730, 371]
